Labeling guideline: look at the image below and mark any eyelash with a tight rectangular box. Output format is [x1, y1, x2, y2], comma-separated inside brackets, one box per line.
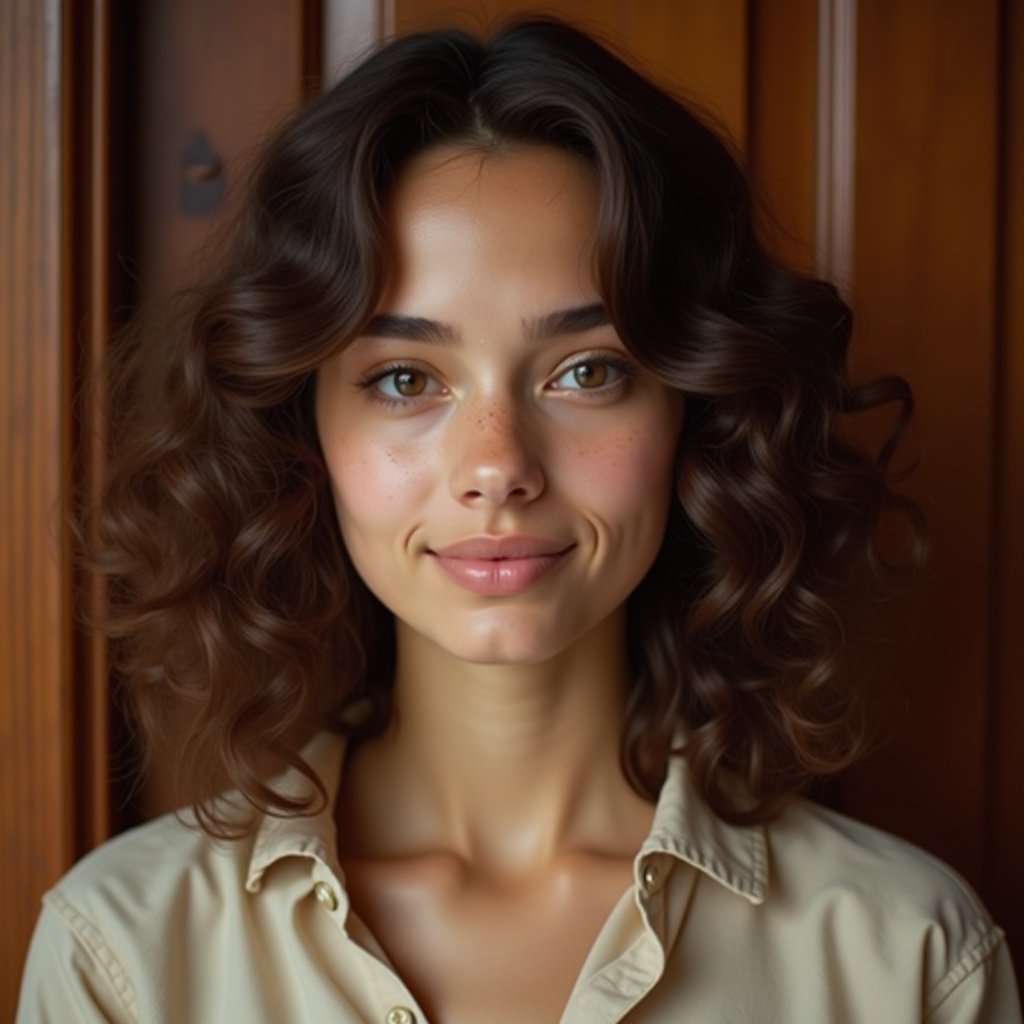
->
[356, 353, 636, 408]
[356, 362, 444, 408]
[549, 354, 635, 394]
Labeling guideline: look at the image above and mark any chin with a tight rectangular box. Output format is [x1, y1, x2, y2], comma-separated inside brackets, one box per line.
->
[427, 606, 609, 667]
[442, 627, 564, 666]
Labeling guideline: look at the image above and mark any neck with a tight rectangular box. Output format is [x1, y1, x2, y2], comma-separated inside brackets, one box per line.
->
[338, 609, 653, 876]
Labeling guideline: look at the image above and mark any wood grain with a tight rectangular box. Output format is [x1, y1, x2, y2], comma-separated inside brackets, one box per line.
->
[0, 0, 74, 1016]
[79, 0, 112, 854]
[839, 0, 1000, 885]
[135, 0, 315, 307]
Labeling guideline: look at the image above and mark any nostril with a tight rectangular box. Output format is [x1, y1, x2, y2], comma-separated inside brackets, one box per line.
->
[450, 435, 546, 506]
[461, 483, 531, 503]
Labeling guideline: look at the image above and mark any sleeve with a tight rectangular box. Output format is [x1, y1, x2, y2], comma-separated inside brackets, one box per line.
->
[926, 929, 1022, 1024]
[15, 893, 137, 1024]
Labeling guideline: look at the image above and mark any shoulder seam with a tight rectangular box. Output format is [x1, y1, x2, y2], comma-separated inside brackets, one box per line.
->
[45, 889, 139, 1023]
[924, 921, 1006, 1018]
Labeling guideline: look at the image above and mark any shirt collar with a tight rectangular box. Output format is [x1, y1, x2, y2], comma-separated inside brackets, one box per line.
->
[638, 751, 767, 905]
[244, 730, 768, 905]
[246, 731, 347, 893]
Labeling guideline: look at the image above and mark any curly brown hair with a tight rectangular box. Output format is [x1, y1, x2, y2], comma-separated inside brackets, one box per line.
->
[92, 17, 923, 834]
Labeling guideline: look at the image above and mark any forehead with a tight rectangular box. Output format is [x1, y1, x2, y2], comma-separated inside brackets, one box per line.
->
[385, 144, 599, 250]
[379, 144, 602, 309]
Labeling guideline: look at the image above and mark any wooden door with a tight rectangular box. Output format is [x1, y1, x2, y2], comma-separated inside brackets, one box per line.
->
[0, 1, 320, 1016]
[2, 2, 76, 1017]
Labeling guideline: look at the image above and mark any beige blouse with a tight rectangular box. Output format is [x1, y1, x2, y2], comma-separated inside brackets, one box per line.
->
[16, 732, 1021, 1023]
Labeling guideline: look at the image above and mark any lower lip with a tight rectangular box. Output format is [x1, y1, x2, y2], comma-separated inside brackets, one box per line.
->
[430, 552, 570, 596]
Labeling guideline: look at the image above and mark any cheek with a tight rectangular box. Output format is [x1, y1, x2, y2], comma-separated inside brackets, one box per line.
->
[565, 419, 679, 510]
[325, 434, 433, 528]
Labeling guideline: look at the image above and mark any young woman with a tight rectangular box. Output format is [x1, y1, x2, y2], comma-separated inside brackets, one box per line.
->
[18, 17, 1020, 1024]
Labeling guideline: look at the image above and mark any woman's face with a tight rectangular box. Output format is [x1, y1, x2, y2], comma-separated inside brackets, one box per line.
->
[316, 144, 684, 666]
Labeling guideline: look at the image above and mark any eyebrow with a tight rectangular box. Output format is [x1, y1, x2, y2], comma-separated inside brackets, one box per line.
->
[526, 303, 611, 342]
[361, 314, 458, 345]
[360, 303, 611, 346]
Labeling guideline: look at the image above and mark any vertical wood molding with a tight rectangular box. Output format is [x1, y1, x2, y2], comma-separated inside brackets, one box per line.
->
[815, 0, 857, 289]
[322, 0, 390, 81]
[0, 0, 74, 1015]
[80, 0, 112, 850]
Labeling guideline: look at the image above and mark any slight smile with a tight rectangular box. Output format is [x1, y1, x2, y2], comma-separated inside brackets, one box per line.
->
[427, 536, 576, 597]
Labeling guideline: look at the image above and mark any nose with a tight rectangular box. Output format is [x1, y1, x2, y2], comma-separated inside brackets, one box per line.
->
[447, 397, 545, 507]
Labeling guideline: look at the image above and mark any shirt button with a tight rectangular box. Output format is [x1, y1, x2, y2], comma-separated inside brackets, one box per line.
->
[313, 880, 339, 911]
[641, 861, 662, 894]
[385, 1008, 416, 1024]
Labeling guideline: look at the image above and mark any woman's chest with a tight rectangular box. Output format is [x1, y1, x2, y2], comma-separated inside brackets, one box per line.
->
[341, 853, 636, 1024]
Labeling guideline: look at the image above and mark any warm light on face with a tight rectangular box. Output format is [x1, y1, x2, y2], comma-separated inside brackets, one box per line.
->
[315, 145, 684, 666]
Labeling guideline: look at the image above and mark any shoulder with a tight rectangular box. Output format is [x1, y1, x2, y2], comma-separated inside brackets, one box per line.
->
[769, 798, 988, 918]
[51, 809, 252, 923]
[37, 809, 257, 979]
[34, 733, 342, 967]
[766, 799, 1010, 1015]
[18, 812, 254, 1023]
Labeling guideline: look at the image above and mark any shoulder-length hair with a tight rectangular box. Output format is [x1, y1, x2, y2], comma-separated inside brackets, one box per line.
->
[94, 17, 922, 833]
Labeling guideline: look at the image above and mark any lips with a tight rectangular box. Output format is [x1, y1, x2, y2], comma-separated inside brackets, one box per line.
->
[427, 535, 574, 596]
[431, 535, 571, 559]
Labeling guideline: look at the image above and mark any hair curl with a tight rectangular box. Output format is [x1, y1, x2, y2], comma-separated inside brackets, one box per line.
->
[92, 17, 923, 834]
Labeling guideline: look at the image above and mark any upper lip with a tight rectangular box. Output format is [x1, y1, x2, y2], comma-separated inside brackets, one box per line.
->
[429, 535, 574, 560]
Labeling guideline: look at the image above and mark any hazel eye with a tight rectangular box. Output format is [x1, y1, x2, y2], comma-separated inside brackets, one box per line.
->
[550, 357, 631, 392]
[387, 369, 428, 397]
[568, 362, 609, 388]
[357, 361, 447, 408]
[371, 366, 443, 400]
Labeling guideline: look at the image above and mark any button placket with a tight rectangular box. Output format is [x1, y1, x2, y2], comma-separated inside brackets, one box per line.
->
[385, 1007, 416, 1024]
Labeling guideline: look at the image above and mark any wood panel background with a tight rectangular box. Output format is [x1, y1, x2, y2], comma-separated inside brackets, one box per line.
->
[3, 0, 1021, 1014]
[840, 0, 999, 885]
[1, 0, 75, 1016]
[0, 1, 320, 1018]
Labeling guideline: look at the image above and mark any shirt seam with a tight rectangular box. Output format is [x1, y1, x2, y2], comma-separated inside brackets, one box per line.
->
[45, 889, 139, 1023]
[923, 922, 1007, 1018]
